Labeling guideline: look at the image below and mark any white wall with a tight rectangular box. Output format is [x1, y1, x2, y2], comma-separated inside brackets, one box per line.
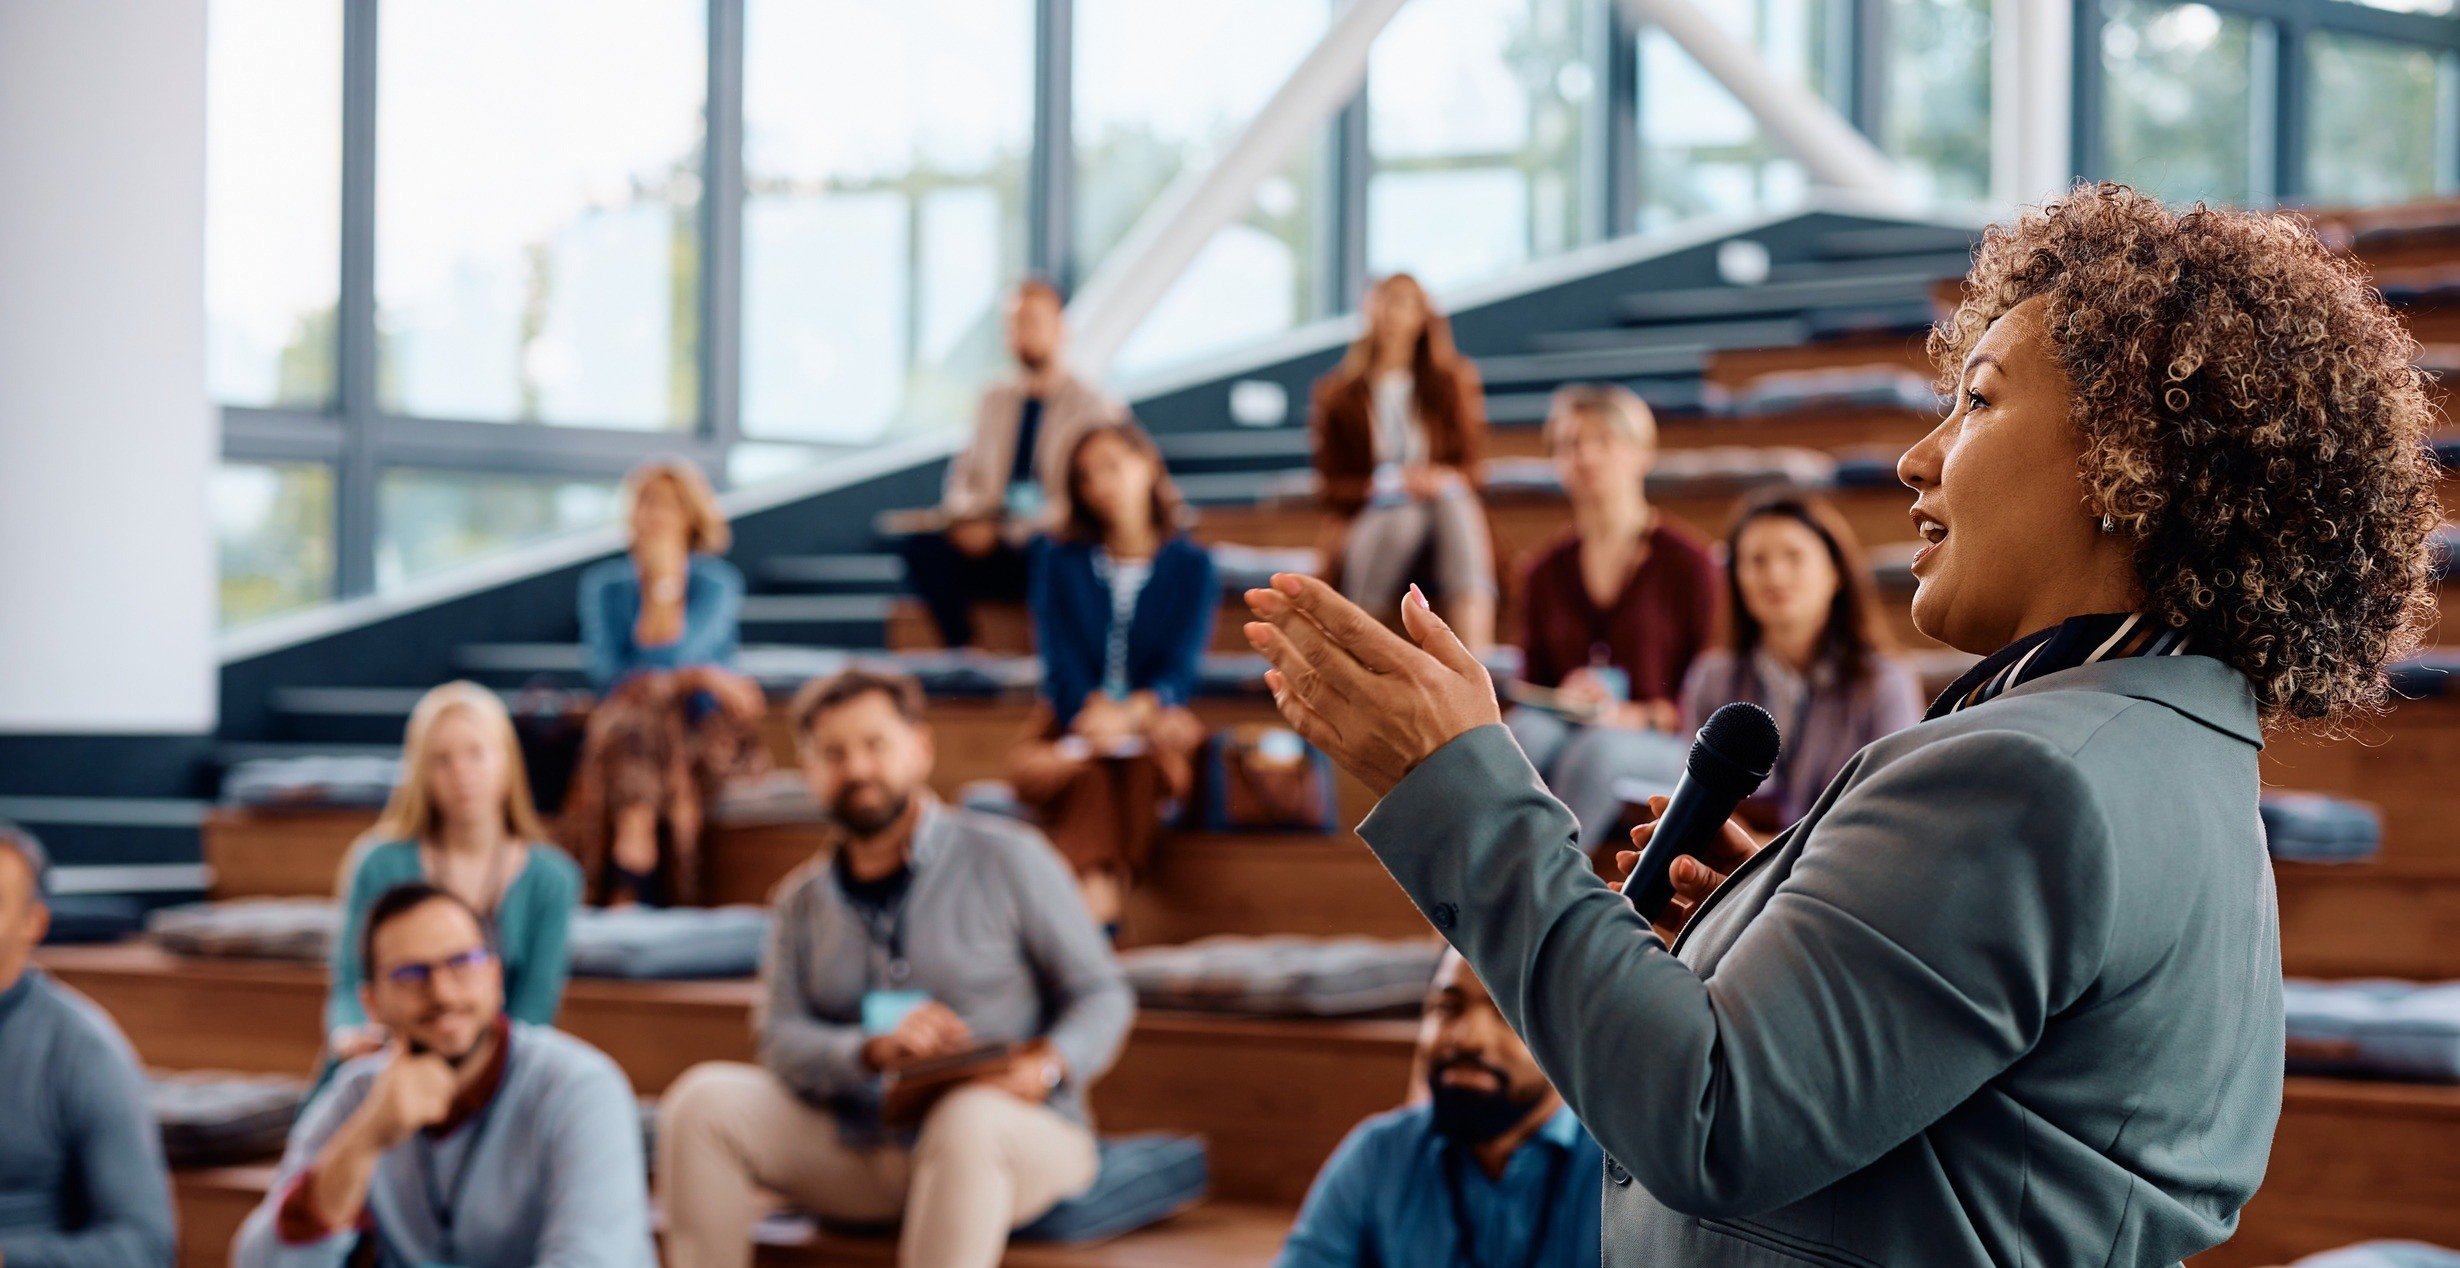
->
[0, 1, 216, 732]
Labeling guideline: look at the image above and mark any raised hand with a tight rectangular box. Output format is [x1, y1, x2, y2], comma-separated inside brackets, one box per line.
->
[1243, 576, 1500, 796]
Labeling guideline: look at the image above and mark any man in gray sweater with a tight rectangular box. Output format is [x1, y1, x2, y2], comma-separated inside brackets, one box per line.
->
[660, 667, 1135, 1268]
[232, 882, 654, 1267]
[0, 823, 177, 1268]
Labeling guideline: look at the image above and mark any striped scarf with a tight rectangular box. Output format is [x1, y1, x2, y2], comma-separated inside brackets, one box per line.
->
[1924, 612, 2197, 722]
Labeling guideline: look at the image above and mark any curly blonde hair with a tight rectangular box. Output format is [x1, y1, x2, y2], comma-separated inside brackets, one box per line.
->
[1931, 182, 2443, 727]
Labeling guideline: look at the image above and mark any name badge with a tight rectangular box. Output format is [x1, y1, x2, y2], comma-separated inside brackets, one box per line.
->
[863, 989, 931, 1035]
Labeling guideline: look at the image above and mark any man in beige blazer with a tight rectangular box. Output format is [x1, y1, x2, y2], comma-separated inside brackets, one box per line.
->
[901, 278, 1126, 648]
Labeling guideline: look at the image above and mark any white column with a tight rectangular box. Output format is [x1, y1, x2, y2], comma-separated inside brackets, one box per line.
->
[1068, 0, 1415, 378]
[1991, 0, 2077, 208]
[0, 1, 216, 732]
[1618, 0, 1903, 199]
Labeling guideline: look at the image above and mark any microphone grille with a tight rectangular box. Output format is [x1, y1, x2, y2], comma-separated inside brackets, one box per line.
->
[1698, 701, 1782, 778]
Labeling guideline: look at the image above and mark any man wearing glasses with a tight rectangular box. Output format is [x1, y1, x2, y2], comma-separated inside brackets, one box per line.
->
[232, 882, 654, 1267]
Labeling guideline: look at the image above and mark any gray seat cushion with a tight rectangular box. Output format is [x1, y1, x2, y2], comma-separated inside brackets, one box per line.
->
[567, 905, 770, 980]
[147, 899, 338, 963]
[150, 1071, 307, 1166]
[1121, 936, 1446, 1017]
[2284, 978, 2460, 1082]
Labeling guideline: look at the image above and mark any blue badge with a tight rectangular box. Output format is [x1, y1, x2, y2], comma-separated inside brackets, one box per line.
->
[862, 989, 931, 1035]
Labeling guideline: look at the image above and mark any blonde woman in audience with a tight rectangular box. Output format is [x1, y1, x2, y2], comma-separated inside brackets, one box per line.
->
[562, 457, 767, 907]
[326, 681, 581, 1062]
[1009, 421, 1214, 930]
[1309, 273, 1496, 648]
[1678, 490, 1926, 831]
[1503, 383, 1720, 846]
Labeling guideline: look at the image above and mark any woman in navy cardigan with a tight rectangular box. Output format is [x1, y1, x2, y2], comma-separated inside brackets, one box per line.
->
[1011, 421, 1214, 928]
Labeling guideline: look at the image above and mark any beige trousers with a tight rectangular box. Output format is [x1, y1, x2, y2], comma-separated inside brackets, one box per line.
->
[658, 1061, 1100, 1268]
[1340, 487, 1496, 612]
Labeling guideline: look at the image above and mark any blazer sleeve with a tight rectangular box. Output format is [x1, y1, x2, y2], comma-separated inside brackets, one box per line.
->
[1028, 540, 1095, 726]
[1451, 362, 1488, 486]
[1310, 379, 1372, 518]
[1149, 542, 1215, 709]
[1357, 723, 2119, 1219]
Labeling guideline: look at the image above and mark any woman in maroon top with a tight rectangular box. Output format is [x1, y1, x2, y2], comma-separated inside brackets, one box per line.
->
[1504, 383, 1720, 846]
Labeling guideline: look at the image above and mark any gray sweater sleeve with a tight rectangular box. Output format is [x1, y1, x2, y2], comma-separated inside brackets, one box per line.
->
[754, 884, 874, 1101]
[229, 1070, 371, 1268]
[526, 1054, 657, 1266]
[1003, 832, 1134, 1085]
[1358, 723, 2114, 1218]
[0, 1018, 176, 1268]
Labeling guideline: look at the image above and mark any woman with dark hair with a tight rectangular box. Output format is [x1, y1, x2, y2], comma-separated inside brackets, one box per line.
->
[1679, 491, 1926, 829]
[1010, 421, 1215, 927]
[1309, 273, 1496, 649]
[1244, 184, 2440, 1264]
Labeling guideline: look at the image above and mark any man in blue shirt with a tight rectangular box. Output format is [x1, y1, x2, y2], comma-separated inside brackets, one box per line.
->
[1278, 949, 1601, 1267]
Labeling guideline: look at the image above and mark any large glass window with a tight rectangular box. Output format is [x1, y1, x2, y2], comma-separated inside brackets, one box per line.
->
[2307, 30, 2450, 206]
[1883, 0, 1992, 203]
[2100, 1, 2258, 206]
[215, 462, 335, 628]
[1635, 1, 1826, 231]
[376, 469, 618, 591]
[1369, 0, 1592, 292]
[1077, 0, 1331, 378]
[206, 0, 341, 409]
[740, 0, 1032, 444]
[374, 1, 705, 430]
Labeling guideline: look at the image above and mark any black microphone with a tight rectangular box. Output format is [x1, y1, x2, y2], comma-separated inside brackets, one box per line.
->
[1624, 702, 1781, 920]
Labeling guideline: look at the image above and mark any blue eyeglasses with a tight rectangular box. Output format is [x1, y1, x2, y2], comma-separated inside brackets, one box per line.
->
[380, 945, 495, 990]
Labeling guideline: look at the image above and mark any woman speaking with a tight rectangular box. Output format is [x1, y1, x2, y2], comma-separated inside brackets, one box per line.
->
[1243, 184, 2440, 1266]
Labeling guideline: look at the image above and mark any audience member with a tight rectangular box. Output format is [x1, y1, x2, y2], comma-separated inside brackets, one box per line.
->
[660, 668, 1133, 1268]
[327, 682, 581, 1064]
[1679, 491, 1926, 828]
[0, 822, 176, 1268]
[565, 457, 767, 906]
[1309, 273, 1496, 649]
[1010, 422, 1214, 928]
[1277, 949, 1600, 1267]
[1505, 383, 1719, 844]
[233, 883, 653, 1267]
[902, 278, 1128, 649]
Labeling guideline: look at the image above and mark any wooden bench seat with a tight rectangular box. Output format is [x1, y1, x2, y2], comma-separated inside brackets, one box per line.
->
[170, 1164, 1296, 1268]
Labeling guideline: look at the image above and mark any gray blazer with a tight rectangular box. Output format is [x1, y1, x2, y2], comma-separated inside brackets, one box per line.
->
[1359, 655, 2283, 1267]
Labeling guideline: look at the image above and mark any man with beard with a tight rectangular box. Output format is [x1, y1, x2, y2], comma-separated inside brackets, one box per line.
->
[1276, 949, 1602, 1267]
[232, 882, 654, 1267]
[0, 822, 177, 1268]
[900, 277, 1128, 649]
[659, 667, 1133, 1268]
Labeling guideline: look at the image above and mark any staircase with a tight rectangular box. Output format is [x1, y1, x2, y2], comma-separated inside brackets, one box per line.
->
[25, 198, 2460, 1265]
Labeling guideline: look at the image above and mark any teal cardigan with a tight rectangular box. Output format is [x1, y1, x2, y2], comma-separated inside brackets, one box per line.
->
[1361, 656, 2281, 1267]
[325, 839, 583, 1033]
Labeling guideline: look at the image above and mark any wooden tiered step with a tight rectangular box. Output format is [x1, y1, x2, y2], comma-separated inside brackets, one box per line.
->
[2195, 1079, 2460, 1268]
[172, 1164, 1294, 1268]
[98, 947, 2460, 1267]
[38, 942, 1408, 1207]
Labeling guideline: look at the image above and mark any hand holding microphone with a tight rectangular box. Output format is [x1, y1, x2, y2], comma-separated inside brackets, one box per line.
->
[1617, 702, 1779, 932]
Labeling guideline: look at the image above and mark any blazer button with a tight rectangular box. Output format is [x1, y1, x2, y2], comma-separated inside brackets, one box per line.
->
[1605, 1157, 1632, 1186]
[1431, 902, 1458, 931]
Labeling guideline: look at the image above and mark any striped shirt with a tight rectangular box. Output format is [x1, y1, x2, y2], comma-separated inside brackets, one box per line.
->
[1925, 612, 2197, 721]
